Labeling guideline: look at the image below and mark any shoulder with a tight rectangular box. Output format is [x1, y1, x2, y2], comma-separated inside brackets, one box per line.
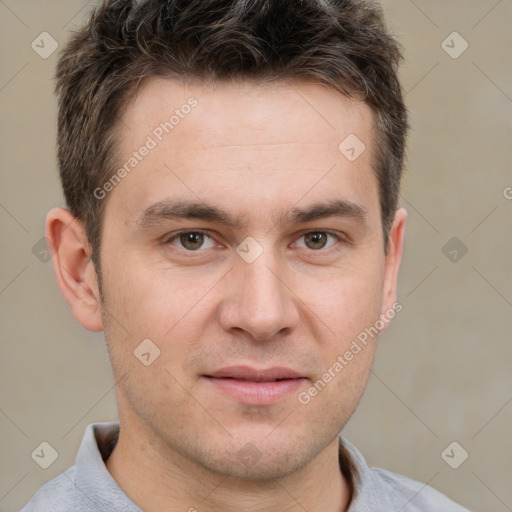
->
[368, 467, 471, 511]
[20, 466, 93, 512]
[339, 436, 470, 511]
[20, 423, 140, 512]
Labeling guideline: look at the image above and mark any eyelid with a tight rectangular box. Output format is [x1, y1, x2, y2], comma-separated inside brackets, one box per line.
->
[290, 230, 347, 250]
[163, 229, 220, 251]
[162, 228, 350, 253]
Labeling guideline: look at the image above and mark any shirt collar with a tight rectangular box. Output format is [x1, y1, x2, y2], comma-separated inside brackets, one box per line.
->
[74, 422, 142, 511]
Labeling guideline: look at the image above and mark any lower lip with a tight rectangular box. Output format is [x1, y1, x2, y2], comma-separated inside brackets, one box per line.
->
[204, 377, 307, 405]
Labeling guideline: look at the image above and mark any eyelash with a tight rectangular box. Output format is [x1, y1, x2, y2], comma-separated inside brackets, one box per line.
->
[163, 229, 346, 254]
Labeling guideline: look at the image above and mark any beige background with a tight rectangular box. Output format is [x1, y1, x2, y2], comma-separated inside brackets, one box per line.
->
[1, 1, 511, 511]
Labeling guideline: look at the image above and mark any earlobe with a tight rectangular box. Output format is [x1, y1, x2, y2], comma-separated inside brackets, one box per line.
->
[380, 207, 407, 325]
[46, 207, 104, 332]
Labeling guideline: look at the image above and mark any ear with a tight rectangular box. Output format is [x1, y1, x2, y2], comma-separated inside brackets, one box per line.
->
[380, 207, 407, 326]
[46, 207, 103, 332]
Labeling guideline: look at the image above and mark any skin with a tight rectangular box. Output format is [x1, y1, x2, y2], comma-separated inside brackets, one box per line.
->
[47, 78, 406, 512]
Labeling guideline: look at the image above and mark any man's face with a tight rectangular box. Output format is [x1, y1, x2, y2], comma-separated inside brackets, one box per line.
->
[97, 78, 402, 479]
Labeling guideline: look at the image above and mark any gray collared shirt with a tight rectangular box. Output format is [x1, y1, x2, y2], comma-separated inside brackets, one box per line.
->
[21, 422, 470, 511]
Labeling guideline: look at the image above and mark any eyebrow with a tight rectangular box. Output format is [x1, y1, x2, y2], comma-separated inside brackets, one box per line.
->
[135, 198, 367, 230]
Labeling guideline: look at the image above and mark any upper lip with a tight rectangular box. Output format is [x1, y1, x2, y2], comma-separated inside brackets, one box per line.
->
[205, 366, 304, 382]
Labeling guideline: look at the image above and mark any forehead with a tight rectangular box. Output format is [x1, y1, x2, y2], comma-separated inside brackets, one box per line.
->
[121, 77, 373, 144]
[105, 77, 378, 226]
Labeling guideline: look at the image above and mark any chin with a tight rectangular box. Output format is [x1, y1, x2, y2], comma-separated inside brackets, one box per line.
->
[183, 431, 323, 483]
[212, 448, 311, 482]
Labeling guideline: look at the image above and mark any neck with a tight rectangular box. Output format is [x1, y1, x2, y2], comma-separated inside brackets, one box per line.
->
[106, 420, 352, 512]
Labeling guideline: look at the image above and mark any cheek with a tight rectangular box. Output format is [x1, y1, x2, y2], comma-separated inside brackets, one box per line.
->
[100, 254, 219, 378]
[102, 247, 203, 326]
[302, 260, 385, 340]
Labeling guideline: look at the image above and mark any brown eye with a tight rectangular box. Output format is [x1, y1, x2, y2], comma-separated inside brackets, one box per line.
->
[304, 232, 329, 250]
[167, 231, 216, 251]
[180, 232, 205, 250]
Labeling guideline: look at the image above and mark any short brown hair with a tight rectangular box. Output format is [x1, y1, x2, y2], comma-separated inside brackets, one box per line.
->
[55, 0, 408, 269]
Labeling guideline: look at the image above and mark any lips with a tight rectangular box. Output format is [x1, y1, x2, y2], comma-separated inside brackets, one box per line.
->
[203, 366, 307, 405]
[206, 366, 304, 382]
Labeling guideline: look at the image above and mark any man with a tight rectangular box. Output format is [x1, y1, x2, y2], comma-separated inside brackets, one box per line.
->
[22, 0, 469, 510]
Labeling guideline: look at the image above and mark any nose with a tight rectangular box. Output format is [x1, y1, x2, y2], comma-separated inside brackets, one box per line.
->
[218, 249, 300, 341]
